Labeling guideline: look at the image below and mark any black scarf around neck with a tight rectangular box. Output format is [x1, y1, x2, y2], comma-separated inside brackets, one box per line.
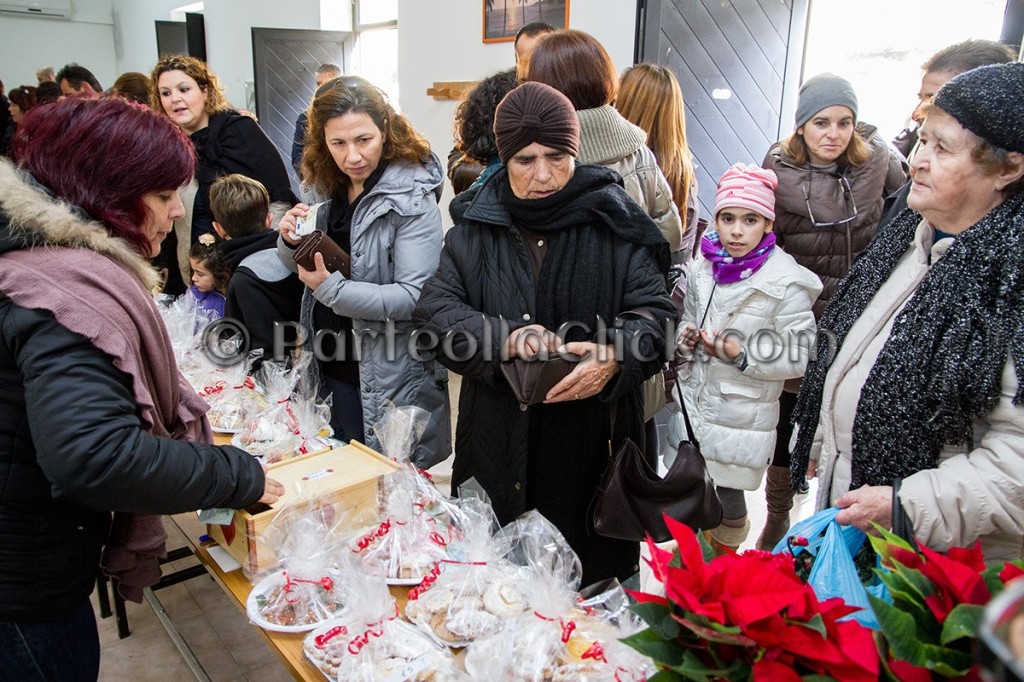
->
[791, 193, 1024, 491]
[497, 164, 669, 339]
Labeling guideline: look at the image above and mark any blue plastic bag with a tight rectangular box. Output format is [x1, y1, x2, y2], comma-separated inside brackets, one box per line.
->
[774, 507, 889, 629]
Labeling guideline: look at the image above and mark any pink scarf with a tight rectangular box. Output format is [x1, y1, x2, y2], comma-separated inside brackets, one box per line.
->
[0, 246, 211, 602]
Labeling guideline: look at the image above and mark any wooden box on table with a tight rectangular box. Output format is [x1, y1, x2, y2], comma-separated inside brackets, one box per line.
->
[206, 440, 399, 576]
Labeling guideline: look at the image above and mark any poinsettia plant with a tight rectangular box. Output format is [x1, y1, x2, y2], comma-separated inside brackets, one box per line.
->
[623, 516, 879, 681]
[868, 527, 1024, 681]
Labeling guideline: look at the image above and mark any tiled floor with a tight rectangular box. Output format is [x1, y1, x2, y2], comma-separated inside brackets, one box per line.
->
[96, 374, 819, 681]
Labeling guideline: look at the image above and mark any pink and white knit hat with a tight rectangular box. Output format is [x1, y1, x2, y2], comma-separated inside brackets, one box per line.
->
[713, 163, 778, 221]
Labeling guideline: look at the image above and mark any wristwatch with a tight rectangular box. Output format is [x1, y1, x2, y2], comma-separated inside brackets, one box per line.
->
[732, 347, 749, 372]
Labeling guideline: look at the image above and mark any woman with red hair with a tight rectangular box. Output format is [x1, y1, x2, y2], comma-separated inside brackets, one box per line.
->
[0, 97, 282, 679]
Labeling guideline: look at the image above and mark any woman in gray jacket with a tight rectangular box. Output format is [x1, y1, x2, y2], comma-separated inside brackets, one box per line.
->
[278, 77, 450, 468]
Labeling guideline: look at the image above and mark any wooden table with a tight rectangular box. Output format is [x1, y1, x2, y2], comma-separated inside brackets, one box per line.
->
[171, 512, 324, 679]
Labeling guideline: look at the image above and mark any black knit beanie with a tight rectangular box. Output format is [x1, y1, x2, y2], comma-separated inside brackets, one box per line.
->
[934, 62, 1024, 154]
[493, 81, 580, 164]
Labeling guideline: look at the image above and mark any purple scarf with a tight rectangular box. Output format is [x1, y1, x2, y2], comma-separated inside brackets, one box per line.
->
[700, 230, 776, 283]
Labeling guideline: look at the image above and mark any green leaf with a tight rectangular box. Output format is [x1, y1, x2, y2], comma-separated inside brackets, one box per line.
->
[648, 670, 688, 682]
[620, 629, 686, 667]
[669, 650, 747, 682]
[882, 565, 932, 608]
[793, 613, 827, 638]
[677, 617, 755, 647]
[630, 601, 681, 639]
[981, 563, 1007, 597]
[801, 676, 836, 682]
[870, 594, 973, 674]
[940, 604, 984, 646]
[868, 526, 916, 557]
[697, 531, 716, 564]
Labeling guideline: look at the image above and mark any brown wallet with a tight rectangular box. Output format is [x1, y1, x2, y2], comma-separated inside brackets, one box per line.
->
[293, 229, 352, 278]
[500, 353, 582, 408]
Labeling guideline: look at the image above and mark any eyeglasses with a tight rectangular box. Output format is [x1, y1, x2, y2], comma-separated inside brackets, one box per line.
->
[802, 174, 859, 228]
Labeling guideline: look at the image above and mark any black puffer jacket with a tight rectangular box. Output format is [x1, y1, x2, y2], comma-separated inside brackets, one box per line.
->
[0, 163, 265, 622]
[413, 167, 675, 584]
[762, 123, 907, 316]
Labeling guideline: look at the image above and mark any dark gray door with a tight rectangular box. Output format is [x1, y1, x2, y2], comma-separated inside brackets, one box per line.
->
[638, 0, 808, 217]
[252, 27, 352, 195]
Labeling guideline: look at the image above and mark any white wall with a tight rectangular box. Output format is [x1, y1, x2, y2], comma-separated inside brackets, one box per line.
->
[111, 0, 188, 75]
[202, 0, 324, 107]
[396, 0, 637, 226]
[1, 0, 117, 91]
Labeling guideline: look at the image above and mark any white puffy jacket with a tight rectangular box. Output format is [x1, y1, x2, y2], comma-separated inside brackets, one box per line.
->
[676, 247, 821, 490]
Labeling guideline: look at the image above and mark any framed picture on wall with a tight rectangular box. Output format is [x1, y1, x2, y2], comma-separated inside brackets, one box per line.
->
[482, 0, 569, 43]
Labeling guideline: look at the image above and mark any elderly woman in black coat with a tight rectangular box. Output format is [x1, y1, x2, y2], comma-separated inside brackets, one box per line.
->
[414, 82, 675, 584]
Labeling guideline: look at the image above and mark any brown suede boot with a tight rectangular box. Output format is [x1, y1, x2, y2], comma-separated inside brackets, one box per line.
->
[705, 516, 750, 555]
[756, 465, 796, 551]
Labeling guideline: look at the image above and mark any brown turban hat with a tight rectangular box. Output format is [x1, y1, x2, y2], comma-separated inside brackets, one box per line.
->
[493, 81, 580, 164]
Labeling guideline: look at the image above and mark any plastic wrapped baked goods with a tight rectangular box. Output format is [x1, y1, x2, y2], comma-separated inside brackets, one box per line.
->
[247, 569, 345, 632]
[246, 506, 350, 631]
[203, 354, 267, 433]
[305, 616, 464, 681]
[464, 511, 655, 680]
[302, 553, 465, 681]
[350, 468, 454, 584]
[405, 497, 526, 647]
[235, 358, 334, 462]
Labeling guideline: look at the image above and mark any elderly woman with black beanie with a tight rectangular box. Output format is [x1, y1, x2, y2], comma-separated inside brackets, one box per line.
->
[792, 62, 1024, 561]
[414, 82, 676, 584]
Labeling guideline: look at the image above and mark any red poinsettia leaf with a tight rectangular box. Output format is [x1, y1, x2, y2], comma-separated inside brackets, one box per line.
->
[831, 620, 881, 677]
[625, 587, 667, 606]
[888, 658, 934, 682]
[642, 535, 676, 585]
[944, 543, 986, 572]
[753, 659, 802, 682]
[999, 562, 1024, 584]
[918, 544, 991, 605]
[925, 592, 956, 623]
[664, 514, 708, 577]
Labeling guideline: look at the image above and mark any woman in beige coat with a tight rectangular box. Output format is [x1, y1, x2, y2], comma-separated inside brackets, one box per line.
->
[791, 63, 1024, 561]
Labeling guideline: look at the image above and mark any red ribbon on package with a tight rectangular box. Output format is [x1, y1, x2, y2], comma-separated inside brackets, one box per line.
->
[352, 518, 392, 552]
[314, 624, 349, 648]
[281, 571, 334, 603]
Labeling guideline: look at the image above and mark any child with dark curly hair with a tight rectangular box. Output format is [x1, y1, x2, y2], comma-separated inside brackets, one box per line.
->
[187, 234, 229, 318]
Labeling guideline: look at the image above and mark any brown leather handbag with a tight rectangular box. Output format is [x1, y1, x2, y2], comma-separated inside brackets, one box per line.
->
[293, 229, 352, 278]
[593, 392, 723, 543]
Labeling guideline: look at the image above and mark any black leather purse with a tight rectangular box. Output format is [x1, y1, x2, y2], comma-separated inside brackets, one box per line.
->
[593, 383, 723, 543]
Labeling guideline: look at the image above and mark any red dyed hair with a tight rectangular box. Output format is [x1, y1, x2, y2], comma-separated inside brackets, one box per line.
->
[13, 97, 196, 256]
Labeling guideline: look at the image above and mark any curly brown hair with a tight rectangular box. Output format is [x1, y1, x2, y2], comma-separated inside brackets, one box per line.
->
[302, 77, 432, 197]
[150, 55, 231, 118]
[188, 238, 231, 294]
[454, 69, 517, 164]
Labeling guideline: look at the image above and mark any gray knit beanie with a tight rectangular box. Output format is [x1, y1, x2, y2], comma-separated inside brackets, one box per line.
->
[794, 73, 859, 129]
[934, 62, 1024, 154]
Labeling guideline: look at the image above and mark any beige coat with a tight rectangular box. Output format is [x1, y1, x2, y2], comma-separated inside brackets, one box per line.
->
[808, 219, 1024, 561]
[577, 105, 682, 251]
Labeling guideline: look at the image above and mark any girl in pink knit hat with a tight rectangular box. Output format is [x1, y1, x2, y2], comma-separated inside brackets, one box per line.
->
[672, 162, 822, 553]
